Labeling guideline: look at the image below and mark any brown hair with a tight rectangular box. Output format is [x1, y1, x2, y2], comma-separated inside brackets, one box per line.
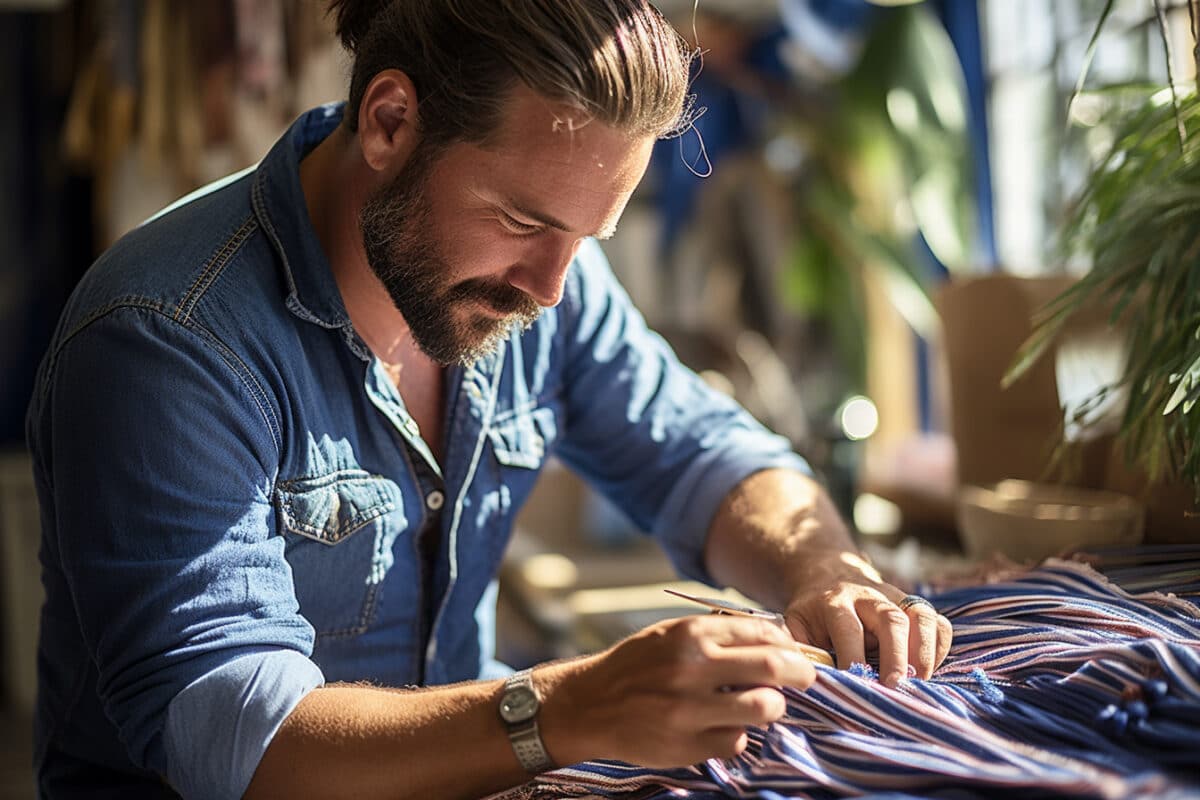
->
[327, 0, 694, 148]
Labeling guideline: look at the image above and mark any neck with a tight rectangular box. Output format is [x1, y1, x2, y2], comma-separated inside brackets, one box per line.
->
[299, 125, 419, 367]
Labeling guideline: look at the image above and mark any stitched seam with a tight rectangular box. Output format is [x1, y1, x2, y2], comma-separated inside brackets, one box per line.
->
[58, 297, 168, 352]
[316, 580, 380, 639]
[188, 321, 283, 452]
[174, 216, 258, 324]
[276, 469, 378, 490]
[252, 174, 307, 319]
[278, 499, 396, 542]
[48, 304, 283, 458]
[40, 298, 171, 413]
[424, 343, 507, 674]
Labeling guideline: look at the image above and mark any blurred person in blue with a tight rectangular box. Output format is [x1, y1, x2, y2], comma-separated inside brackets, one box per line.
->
[26, 2, 952, 798]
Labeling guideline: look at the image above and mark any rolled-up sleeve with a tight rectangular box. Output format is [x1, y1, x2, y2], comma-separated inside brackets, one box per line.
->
[556, 240, 812, 583]
[165, 650, 323, 799]
[40, 306, 322, 798]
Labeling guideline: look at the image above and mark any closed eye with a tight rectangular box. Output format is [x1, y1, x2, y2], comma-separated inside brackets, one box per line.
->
[499, 211, 542, 236]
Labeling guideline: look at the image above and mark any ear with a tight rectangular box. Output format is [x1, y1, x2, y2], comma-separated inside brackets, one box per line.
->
[357, 69, 422, 175]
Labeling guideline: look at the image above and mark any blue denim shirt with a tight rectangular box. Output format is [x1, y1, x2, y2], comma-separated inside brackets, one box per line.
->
[27, 104, 811, 799]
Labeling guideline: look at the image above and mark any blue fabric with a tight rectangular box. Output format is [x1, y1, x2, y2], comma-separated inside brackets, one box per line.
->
[491, 560, 1200, 799]
[27, 103, 811, 799]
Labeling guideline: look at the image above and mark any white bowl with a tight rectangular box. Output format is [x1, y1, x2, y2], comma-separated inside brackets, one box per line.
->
[956, 480, 1144, 562]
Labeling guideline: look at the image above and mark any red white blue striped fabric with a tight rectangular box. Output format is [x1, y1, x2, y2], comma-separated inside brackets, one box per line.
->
[489, 558, 1200, 800]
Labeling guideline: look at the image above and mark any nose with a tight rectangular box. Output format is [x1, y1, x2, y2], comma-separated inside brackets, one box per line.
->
[507, 238, 582, 308]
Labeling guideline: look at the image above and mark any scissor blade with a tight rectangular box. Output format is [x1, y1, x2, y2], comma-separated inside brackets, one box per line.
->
[663, 588, 780, 620]
[663, 588, 836, 668]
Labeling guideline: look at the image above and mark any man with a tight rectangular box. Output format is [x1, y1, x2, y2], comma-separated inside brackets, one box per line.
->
[28, 2, 952, 798]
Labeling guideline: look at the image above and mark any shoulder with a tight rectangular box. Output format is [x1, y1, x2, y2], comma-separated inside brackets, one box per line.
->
[32, 171, 290, 452]
[57, 170, 268, 338]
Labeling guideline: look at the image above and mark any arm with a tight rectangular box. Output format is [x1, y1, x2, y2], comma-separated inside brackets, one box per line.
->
[247, 613, 816, 800]
[39, 308, 807, 800]
[30, 308, 324, 798]
[704, 468, 953, 685]
[547, 244, 949, 684]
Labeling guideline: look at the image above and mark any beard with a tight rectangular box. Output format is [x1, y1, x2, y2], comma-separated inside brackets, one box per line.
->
[358, 146, 543, 367]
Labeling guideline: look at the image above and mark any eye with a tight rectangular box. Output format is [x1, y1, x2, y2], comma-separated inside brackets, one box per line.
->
[500, 212, 542, 236]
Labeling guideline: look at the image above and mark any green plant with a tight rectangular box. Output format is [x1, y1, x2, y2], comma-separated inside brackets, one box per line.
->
[785, 2, 976, 392]
[1006, 0, 1200, 499]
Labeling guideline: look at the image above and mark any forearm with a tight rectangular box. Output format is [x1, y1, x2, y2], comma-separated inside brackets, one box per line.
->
[703, 467, 953, 683]
[242, 605, 824, 799]
[703, 468, 873, 610]
[244, 658, 595, 800]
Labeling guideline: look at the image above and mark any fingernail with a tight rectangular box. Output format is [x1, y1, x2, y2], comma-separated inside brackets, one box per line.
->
[885, 670, 905, 687]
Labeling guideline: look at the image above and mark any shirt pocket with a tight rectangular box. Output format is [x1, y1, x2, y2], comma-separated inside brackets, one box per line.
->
[276, 469, 406, 638]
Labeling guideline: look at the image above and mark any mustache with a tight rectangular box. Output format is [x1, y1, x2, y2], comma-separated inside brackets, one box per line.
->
[448, 278, 541, 317]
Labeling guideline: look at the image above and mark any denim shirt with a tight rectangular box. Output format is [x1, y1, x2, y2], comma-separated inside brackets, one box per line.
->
[27, 103, 811, 800]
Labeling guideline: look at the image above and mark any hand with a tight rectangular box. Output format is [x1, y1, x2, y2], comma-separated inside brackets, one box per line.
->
[540, 614, 816, 768]
[782, 549, 953, 686]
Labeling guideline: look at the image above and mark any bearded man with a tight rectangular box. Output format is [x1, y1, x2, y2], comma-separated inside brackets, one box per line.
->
[27, 2, 951, 798]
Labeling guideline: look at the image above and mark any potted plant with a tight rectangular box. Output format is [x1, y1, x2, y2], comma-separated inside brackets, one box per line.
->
[1006, 0, 1200, 539]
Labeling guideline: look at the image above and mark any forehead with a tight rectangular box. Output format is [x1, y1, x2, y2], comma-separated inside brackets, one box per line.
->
[439, 85, 653, 202]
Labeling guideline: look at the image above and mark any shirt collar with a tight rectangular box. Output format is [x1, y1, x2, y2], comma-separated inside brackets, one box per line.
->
[252, 102, 352, 330]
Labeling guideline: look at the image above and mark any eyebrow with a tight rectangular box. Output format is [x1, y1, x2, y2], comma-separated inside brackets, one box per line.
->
[505, 200, 617, 240]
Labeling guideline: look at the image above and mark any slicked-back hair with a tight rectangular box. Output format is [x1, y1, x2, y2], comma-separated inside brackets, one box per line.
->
[328, 0, 694, 149]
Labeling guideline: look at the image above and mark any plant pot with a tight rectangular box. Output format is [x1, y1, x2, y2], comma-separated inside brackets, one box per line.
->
[956, 479, 1144, 562]
[1103, 445, 1200, 544]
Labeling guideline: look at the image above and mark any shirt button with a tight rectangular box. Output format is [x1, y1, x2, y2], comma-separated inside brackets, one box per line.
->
[402, 418, 420, 437]
[425, 490, 445, 511]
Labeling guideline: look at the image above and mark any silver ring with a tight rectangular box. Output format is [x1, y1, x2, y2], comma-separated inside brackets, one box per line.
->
[898, 594, 934, 613]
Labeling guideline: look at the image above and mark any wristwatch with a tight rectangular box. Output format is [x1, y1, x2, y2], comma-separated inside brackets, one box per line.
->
[498, 668, 555, 774]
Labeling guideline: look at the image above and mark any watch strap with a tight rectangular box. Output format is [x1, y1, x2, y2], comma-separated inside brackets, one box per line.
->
[502, 670, 555, 774]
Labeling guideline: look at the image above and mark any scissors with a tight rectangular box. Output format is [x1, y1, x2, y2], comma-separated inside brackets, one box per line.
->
[664, 588, 836, 667]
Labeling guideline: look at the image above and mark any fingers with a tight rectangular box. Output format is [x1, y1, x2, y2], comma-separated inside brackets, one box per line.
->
[670, 616, 815, 690]
[934, 612, 954, 668]
[661, 686, 790, 734]
[696, 728, 751, 761]
[697, 687, 789, 729]
[865, 599, 910, 687]
[804, 590, 952, 686]
[706, 644, 816, 691]
[689, 614, 794, 649]
[577, 615, 811, 768]
[906, 603, 938, 679]
[824, 604, 867, 671]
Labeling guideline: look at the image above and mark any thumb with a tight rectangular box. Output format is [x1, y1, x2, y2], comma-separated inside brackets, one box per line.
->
[785, 613, 836, 668]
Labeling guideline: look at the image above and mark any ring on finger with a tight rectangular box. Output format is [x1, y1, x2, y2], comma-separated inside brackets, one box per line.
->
[897, 594, 935, 613]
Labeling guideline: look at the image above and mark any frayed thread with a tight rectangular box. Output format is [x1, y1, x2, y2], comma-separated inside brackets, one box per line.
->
[971, 668, 1005, 703]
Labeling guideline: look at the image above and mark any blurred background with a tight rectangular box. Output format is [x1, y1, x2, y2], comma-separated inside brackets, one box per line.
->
[1, 0, 1196, 795]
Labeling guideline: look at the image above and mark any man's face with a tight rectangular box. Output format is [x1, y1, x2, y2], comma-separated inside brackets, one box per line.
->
[359, 86, 655, 366]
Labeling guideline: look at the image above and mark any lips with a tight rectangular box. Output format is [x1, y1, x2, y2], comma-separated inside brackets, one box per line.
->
[472, 297, 513, 318]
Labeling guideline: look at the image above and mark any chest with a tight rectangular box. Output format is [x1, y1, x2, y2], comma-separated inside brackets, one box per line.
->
[272, 340, 563, 683]
[388, 358, 446, 463]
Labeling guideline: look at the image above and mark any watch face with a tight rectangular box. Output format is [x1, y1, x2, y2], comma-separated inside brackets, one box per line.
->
[500, 685, 538, 723]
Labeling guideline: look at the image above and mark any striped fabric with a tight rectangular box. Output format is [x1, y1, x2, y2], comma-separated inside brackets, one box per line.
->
[489, 559, 1200, 799]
